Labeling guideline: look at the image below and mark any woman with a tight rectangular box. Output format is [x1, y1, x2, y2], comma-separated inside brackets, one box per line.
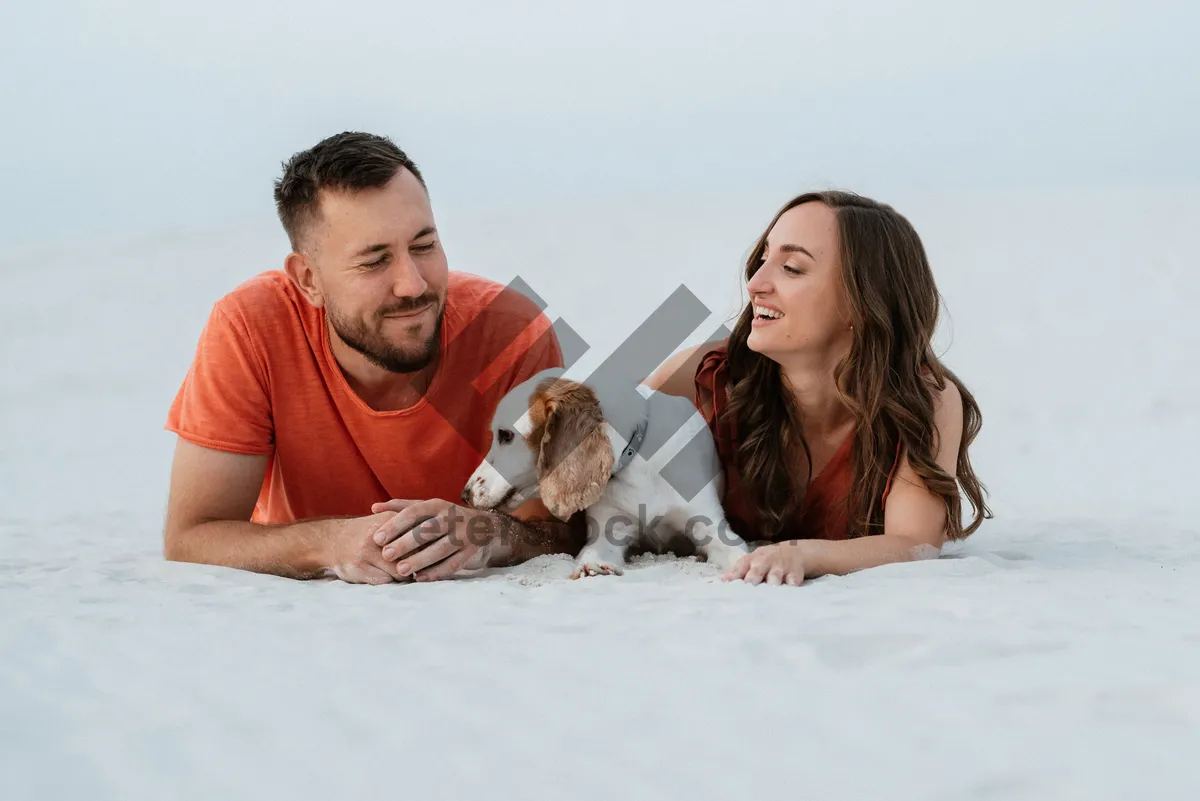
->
[646, 190, 990, 585]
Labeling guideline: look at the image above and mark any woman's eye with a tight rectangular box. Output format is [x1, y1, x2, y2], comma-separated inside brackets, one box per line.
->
[413, 241, 437, 254]
[497, 429, 514, 444]
[782, 264, 804, 275]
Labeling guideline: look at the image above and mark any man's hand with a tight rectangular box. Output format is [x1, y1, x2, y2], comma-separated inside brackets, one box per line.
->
[325, 510, 409, 585]
[370, 499, 503, 582]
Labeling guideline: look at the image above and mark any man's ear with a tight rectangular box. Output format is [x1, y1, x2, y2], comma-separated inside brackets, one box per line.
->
[284, 251, 324, 308]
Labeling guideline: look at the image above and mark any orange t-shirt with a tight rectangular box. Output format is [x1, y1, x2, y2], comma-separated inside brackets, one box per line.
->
[165, 270, 563, 524]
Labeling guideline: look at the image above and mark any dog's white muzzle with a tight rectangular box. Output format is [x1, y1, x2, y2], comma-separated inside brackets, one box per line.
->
[462, 459, 522, 511]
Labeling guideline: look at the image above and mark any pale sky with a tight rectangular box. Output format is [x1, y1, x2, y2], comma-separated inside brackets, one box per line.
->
[1, 0, 1196, 246]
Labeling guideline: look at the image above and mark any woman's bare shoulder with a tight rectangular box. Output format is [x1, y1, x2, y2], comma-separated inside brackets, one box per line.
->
[928, 377, 964, 473]
[642, 340, 726, 400]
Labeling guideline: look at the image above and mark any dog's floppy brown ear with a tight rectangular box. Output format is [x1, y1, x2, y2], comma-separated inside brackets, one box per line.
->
[532, 381, 614, 520]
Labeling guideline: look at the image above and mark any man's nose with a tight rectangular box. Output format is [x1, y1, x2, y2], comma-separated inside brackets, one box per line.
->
[389, 255, 429, 299]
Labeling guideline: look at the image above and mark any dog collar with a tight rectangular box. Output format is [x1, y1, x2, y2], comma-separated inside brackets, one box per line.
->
[613, 416, 648, 473]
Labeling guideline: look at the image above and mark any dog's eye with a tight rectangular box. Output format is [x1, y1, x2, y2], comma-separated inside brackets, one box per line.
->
[497, 429, 514, 445]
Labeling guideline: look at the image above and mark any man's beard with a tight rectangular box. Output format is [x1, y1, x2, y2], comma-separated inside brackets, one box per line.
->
[327, 294, 444, 374]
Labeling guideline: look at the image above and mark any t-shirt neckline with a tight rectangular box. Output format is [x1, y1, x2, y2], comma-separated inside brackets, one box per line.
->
[318, 299, 456, 418]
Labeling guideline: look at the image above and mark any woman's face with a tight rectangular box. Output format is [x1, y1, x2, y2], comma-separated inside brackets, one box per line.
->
[745, 201, 852, 362]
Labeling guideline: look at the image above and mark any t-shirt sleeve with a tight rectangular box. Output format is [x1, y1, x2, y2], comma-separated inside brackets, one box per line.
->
[503, 312, 564, 391]
[164, 301, 274, 455]
[467, 291, 565, 398]
[692, 344, 727, 428]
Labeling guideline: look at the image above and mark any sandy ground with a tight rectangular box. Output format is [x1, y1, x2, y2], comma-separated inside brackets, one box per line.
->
[2, 187, 1198, 799]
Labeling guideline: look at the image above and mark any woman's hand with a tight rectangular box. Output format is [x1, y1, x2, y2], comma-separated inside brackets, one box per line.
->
[723, 541, 807, 585]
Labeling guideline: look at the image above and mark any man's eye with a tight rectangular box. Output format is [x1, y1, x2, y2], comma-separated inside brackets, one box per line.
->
[364, 254, 390, 269]
[497, 429, 514, 444]
[413, 241, 437, 254]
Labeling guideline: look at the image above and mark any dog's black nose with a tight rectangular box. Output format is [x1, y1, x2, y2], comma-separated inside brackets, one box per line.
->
[460, 486, 472, 505]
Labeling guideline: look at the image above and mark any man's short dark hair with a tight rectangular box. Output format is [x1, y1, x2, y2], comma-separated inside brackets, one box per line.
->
[273, 131, 425, 250]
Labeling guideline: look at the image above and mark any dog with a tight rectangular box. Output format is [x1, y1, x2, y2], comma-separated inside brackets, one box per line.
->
[462, 367, 750, 578]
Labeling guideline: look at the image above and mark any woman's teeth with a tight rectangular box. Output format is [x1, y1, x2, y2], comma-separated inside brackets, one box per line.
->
[754, 305, 783, 319]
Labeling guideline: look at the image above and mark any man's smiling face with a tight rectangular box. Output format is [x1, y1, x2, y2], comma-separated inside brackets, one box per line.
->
[304, 167, 450, 373]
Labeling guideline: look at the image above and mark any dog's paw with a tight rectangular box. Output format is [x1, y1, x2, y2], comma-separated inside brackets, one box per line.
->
[703, 544, 750, 573]
[569, 561, 624, 579]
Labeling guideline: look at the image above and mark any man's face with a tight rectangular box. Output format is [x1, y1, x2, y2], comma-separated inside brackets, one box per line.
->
[304, 168, 449, 373]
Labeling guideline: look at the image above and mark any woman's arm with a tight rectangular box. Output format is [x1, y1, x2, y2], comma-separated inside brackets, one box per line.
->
[725, 381, 965, 585]
[641, 341, 724, 402]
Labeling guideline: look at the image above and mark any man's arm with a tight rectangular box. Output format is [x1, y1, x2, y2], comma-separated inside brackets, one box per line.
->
[163, 438, 402, 583]
[368, 496, 587, 580]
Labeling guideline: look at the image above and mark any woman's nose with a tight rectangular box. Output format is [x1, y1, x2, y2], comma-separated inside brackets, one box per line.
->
[746, 262, 773, 295]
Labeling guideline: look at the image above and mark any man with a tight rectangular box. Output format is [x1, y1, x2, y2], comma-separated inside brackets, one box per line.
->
[163, 131, 582, 584]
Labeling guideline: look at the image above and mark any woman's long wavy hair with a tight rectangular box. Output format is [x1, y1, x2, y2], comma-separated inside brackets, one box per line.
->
[724, 191, 991, 541]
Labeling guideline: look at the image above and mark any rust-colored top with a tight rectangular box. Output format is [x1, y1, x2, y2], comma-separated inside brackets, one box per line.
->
[693, 344, 900, 541]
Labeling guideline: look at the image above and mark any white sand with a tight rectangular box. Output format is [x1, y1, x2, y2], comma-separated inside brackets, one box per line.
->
[2, 187, 1199, 799]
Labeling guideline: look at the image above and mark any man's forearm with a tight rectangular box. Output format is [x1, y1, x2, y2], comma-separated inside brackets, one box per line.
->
[164, 517, 345, 579]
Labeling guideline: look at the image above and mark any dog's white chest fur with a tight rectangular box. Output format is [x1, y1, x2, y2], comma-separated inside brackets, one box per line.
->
[572, 389, 749, 577]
